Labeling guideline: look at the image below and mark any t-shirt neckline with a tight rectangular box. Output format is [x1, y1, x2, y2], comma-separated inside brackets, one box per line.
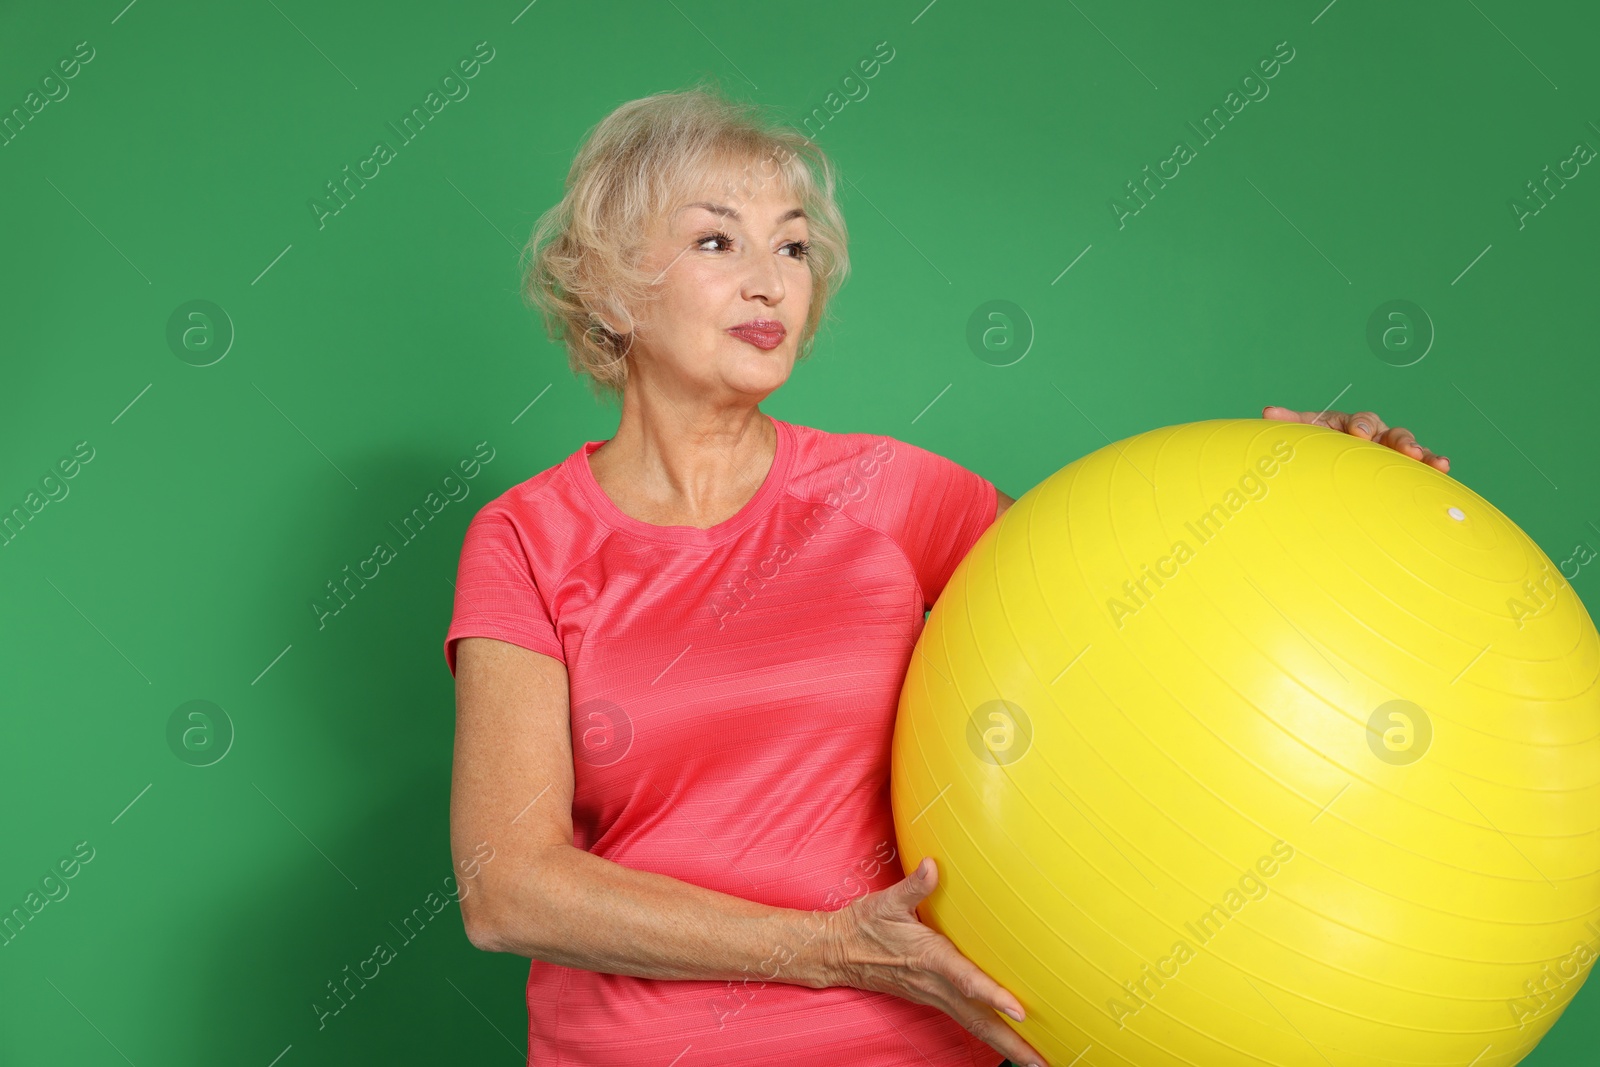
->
[568, 414, 793, 547]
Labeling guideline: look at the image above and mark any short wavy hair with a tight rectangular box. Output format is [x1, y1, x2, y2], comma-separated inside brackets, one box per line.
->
[521, 80, 850, 404]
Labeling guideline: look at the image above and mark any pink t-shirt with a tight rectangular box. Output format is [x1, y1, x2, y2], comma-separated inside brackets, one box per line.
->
[443, 414, 1001, 1067]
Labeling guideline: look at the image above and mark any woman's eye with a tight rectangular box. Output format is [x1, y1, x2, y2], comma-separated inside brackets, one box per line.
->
[696, 232, 810, 258]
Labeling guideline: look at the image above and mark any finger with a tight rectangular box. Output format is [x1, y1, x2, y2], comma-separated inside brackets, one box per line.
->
[1376, 427, 1449, 471]
[1377, 426, 1423, 458]
[1263, 406, 1357, 432]
[901, 856, 938, 909]
[934, 979, 1050, 1067]
[924, 932, 1029, 1030]
[1346, 410, 1388, 439]
[1262, 405, 1306, 422]
[1308, 409, 1349, 431]
[925, 967, 1047, 1067]
[1261, 405, 1329, 425]
[1404, 438, 1449, 470]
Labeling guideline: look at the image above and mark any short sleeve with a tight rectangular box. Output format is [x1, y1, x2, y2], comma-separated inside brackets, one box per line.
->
[443, 507, 566, 677]
[892, 439, 999, 610]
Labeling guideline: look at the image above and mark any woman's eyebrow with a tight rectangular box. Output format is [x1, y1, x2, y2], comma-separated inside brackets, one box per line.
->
[677, 201, 808, 223]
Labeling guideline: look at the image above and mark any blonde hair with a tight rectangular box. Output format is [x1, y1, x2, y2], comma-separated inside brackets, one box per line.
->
[521, 80, 850, 403]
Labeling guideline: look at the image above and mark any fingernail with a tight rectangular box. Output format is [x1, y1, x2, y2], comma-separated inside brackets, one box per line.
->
[1005, 1006, 1025, 1021]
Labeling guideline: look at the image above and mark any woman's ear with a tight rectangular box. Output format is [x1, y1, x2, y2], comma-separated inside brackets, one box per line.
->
[599, 298, 635, 337]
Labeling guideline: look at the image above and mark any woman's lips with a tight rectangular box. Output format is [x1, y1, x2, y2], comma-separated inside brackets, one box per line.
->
[727, 323, 786, 350]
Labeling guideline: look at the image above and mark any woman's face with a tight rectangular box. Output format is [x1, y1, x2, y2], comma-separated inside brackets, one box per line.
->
[626, 163, 813, 403]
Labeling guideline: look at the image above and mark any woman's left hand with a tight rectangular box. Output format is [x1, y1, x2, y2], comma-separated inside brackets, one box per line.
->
[1262, 405, 1450, 474]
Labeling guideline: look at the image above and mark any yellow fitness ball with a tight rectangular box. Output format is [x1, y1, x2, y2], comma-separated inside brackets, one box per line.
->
[892, 418, 1600, 1067]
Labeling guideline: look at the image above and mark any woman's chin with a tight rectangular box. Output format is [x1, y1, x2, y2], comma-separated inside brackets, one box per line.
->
[727, 351, 793, 390]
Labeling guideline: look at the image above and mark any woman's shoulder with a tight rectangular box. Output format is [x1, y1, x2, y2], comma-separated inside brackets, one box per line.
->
[474, 451, 575, 518]
[780, 417, 894, 465]
[458, 443, 599, 556]
[782, 418, 956, 483]
[778, 419, 935, 513]
[782, 418, 956, 465]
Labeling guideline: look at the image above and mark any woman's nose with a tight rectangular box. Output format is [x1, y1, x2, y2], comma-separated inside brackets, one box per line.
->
[742, 250, 785, 302]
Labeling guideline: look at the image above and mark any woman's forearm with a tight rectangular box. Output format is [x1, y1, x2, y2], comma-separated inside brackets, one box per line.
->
[474, 843, 843, 988]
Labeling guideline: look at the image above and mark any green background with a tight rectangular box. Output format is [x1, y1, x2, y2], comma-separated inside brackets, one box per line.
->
[2, 0, 1596, 1064]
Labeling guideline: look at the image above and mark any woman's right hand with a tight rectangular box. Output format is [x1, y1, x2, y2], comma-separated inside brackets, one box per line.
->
[824, 856, 1049, 1067]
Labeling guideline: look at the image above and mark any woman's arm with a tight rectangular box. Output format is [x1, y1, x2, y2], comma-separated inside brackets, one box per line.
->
[449, 636, 836, 987]
[451, 636, 1046, 1062]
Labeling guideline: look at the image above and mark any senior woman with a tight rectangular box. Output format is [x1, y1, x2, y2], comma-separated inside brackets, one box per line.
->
[442, 86, 1450, 1067]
